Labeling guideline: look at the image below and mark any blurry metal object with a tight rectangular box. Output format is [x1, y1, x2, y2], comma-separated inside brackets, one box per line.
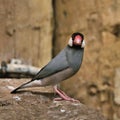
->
[0, 59, 40, 78]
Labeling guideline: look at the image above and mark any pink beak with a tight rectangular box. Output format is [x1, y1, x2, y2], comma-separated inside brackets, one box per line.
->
[73, 35, 82, 46]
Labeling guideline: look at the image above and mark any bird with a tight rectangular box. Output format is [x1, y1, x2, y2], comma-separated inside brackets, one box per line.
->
[11, 32, 85, 102]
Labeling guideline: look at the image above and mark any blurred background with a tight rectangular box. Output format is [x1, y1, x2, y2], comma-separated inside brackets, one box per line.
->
[0, 0, 120, 119]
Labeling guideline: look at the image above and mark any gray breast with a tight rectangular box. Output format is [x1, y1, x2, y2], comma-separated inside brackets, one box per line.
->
[66, 47, 84, 73]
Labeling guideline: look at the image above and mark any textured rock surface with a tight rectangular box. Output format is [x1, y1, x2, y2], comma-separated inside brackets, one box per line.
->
[0, 79, 106, 120]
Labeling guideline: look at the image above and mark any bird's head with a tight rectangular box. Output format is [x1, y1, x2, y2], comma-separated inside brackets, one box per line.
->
[68, 32, 85, 48]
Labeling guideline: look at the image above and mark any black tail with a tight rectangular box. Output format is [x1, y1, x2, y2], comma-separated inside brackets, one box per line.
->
[11, 86, 23, 94]
[11, 80, 32, 94]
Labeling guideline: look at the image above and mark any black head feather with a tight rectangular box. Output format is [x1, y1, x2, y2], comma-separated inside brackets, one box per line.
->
[71, 32, 84, 40]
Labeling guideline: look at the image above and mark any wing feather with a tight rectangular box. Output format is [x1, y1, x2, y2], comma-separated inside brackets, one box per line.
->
[32, 47, 69, 80]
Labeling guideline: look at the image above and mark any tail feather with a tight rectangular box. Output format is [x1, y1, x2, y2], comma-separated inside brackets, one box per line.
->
[11, 80, 32, 94]
[11, 86, 23, 94]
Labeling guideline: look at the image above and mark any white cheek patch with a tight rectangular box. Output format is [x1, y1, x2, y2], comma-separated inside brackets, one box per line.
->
[68, 37, 73, 47]
[81, 40, 85, 48]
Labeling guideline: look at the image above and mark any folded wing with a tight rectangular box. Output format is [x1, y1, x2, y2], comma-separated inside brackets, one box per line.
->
[32, 47, 70, 80]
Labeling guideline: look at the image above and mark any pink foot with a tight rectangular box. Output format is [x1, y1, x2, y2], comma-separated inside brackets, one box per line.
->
[53, 86, 80, 102]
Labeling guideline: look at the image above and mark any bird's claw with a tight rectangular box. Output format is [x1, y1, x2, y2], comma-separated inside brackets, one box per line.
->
[53, 97, 80, 102]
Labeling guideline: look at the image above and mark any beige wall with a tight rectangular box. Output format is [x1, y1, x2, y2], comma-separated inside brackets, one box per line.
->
[0, 0, 53, 67]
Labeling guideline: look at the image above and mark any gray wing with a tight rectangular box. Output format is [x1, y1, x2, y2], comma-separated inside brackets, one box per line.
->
[32, 47, 69, 80]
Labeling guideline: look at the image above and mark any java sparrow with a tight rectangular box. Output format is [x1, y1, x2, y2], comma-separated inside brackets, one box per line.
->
[11, 32, 85, 102]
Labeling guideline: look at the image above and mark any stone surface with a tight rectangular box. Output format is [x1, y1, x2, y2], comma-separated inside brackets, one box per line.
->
[0, 79, 106, 120]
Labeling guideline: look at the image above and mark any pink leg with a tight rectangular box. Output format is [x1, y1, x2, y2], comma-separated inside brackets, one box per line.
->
[53, 86, 80, 102]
